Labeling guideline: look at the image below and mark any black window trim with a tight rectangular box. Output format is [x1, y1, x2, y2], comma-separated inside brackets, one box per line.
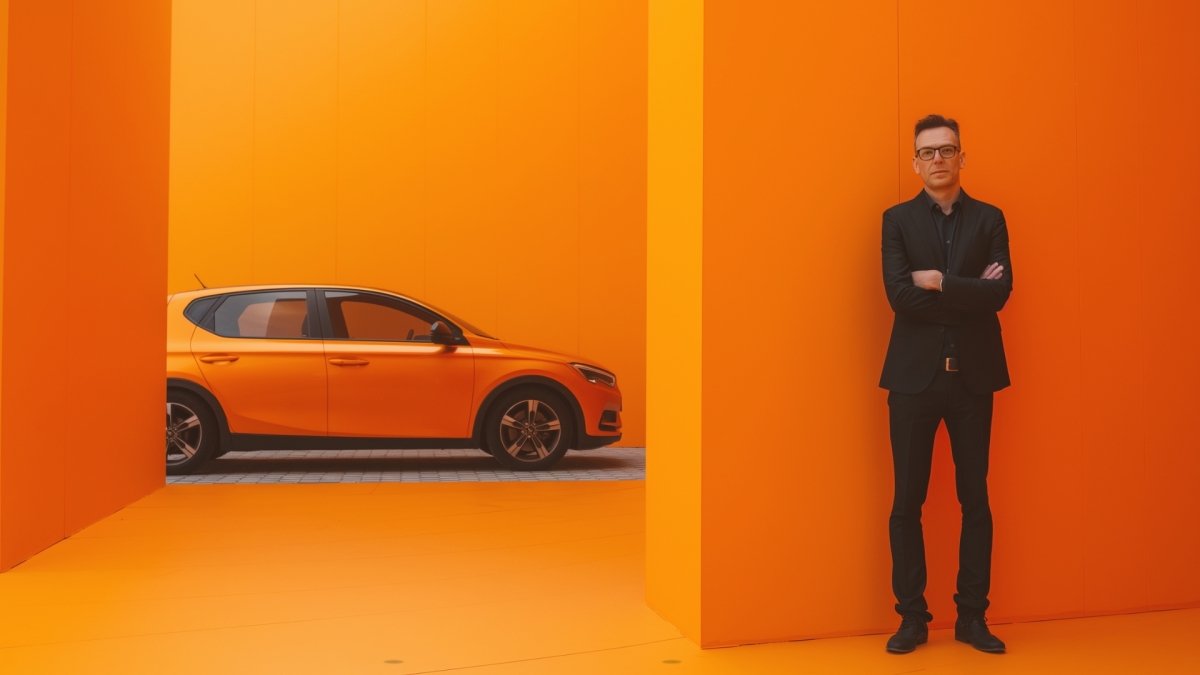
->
[316, 288, 470, 345]
[189, 289, 324, 341]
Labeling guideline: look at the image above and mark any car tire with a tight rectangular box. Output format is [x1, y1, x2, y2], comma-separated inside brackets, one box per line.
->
[166, 390, 219, 476]
[484, 387, 573, 471]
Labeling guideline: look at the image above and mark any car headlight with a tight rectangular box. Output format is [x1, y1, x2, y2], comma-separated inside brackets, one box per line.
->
[571, 363, 616, 387]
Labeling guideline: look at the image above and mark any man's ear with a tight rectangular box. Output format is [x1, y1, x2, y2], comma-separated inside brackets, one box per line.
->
[912, 156, 920, 174]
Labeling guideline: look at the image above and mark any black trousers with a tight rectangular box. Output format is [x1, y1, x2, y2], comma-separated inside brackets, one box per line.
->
[887, 370, 994, 622]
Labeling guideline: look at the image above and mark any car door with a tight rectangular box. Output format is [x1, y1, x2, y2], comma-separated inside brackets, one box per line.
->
[190, 289, 328, 436]
[321, 289, 475, 439]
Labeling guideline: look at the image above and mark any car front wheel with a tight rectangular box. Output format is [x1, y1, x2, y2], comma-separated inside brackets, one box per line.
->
[166, 391, 218, 475]
[484, 387, 573, 470]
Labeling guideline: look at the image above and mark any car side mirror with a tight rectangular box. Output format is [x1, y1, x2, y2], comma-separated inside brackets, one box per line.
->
[430, 321, 457, 346]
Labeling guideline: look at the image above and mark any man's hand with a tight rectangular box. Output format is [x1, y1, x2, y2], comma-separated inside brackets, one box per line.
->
[913, 264, 1004, 292]
[911, 270, 944, 291]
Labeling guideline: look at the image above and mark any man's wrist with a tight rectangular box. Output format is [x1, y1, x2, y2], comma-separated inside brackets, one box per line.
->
[938, 273, 945, 292]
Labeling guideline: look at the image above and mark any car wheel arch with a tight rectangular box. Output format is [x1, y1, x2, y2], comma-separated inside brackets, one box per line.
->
[473, 375, 585, 450]
[167, 378, 232, 450]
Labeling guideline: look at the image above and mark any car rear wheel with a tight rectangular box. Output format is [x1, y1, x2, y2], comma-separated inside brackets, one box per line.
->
[484, 387, 573, 470]
[166, 391, 219, 476]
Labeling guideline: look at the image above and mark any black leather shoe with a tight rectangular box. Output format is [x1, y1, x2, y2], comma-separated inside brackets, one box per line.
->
[955, 615, 1006, 653]
[885, 617, 928, 653]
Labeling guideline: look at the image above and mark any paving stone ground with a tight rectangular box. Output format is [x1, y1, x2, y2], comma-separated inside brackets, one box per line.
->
[166, 446, 646, 484]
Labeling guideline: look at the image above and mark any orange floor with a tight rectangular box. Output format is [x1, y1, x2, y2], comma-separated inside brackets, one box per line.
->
[1, 480, 1197, 674]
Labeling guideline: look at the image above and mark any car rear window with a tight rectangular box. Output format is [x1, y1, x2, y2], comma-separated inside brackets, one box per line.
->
[212, 291, 311, 339]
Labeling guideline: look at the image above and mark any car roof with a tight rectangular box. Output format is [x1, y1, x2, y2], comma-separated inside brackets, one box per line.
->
[173, 283, 420, 301]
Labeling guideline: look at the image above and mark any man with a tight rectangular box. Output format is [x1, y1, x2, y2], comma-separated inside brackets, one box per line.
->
[879, 114, 1011, 654]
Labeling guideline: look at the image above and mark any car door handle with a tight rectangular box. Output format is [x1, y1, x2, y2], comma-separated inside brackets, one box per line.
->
[329, 358, 370, 367]
[198, 354, 239, 364]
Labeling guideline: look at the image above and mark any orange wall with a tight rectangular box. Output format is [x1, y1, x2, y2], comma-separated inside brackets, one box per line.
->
[0, 3, 8, 504]
[168, 0, 648, 445]
[645, 0, 703, 642]
[897, 0, 1200, 626]
[648, 0, 1200, 647]
[0, 0, 171, 571]
[699, 0, 900, 644]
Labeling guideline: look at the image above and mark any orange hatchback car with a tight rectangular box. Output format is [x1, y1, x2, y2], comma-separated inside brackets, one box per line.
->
[165, 285, 622, 475]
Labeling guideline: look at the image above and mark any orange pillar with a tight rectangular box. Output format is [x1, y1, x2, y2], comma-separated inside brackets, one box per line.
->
[647, 0, 1200, 647]
[646, 0, 704, 643]
[0, 0, 171, 571]
[647, 0, 900, 647]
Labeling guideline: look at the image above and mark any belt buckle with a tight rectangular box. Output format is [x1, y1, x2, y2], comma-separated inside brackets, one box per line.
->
[945, 357, 959, 372]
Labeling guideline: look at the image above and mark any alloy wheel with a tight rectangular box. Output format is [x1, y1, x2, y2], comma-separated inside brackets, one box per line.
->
[166, 401, 204, 467]
[498, 399, 562, 462]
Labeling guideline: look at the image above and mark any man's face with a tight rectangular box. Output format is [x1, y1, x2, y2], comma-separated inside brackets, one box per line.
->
[912, 126, 965, 190]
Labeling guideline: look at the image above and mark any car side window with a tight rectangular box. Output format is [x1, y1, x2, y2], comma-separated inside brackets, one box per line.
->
[183, 296, 220, 327]
[212, 291, 311, 339]
[325, 291, 436, 342]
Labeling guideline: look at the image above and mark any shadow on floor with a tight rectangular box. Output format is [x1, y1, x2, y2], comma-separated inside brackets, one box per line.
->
[187, 450, 642, 475]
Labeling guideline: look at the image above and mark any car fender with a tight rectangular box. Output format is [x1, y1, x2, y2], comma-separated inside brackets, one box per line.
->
[471, 374, 587, 449]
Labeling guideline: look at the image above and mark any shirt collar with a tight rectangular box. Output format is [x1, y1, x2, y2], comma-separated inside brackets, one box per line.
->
[919, 187, 963, 214]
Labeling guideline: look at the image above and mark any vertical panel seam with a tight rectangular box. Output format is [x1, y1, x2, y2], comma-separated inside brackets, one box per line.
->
[251, 0, 257, 283]
[332, 0, 340, 435]
[1070, 0, 1087, 614]
[429, 0, 434, 296]
[493, 0, 500, 335]
[576, 0, 581, 358]
[696, 0, 700, 634]
[895, 0, 903, 204]
[334, 0, 340, 284]
[65, 0, 75, 537]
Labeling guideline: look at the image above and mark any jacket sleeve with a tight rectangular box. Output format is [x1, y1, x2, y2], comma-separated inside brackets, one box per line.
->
[882, 215, 960, 325]
[941, 213, 1013, 313]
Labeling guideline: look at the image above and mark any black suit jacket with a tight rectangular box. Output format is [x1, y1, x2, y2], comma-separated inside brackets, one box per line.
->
[879, 189, 1012, 394]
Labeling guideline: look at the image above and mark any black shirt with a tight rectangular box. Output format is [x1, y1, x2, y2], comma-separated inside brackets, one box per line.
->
[920, 189, 961, 359]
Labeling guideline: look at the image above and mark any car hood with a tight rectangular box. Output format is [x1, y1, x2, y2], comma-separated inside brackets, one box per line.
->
[498, 341, 610, 371]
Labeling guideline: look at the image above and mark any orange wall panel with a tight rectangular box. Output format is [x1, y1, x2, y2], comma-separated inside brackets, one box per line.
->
[0, 0, 9, 551]
[493, 0, 580, 352]
[897, 0, 1090, 625]
[645, 0, 702, 642]
[337, 0, 427, 296]
[1132, 0, 1200, 609]
[1075, 0, 1148, 615]
[700, 0, 900, 645]
[254, 0, 338, 284]
[424, 0, 503, 333]
[649, 0, 1200, 647]
[2, 0, 170, 571]
[65, 0, 172, 534]
[0, 0, 7, 432]
[168, 0, 648, 445]
[0, 0, 72, 572]
[168, 0, 254, 290]
[579, 2, 647, 450]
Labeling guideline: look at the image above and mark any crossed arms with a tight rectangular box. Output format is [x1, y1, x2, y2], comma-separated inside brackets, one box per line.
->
[881, 214, 1013, 325]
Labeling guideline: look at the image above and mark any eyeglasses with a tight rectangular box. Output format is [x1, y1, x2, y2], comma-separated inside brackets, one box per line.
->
[915, 145, 960, 161]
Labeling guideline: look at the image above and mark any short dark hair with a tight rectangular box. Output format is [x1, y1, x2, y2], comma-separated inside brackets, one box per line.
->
[914, 114, 960, 147]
